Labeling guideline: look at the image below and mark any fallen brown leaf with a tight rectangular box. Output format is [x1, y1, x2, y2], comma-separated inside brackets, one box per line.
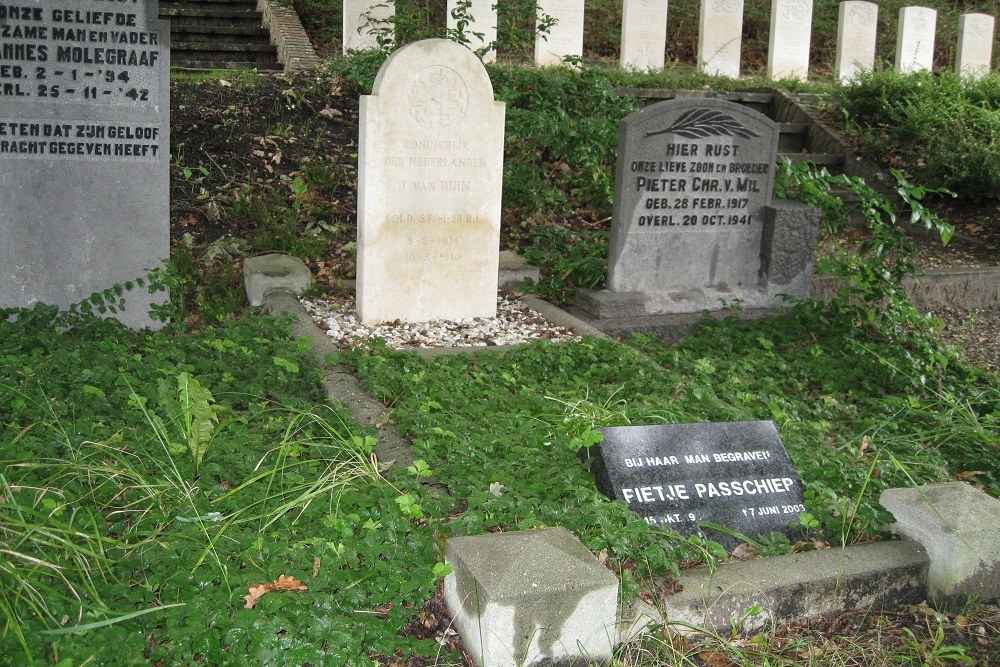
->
[697, 649, 733, 666]
[243, 574, 308, 609]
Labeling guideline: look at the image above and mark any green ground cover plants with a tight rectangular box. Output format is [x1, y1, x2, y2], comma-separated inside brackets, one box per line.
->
[5, 7, 1000, 662]
[341, 306, 999, 557]
[4, 297, 997, 663]
[0, 310, 449, 665]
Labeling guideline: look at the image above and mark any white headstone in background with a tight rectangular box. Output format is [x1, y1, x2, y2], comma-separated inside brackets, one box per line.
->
[767, 0, 814, 79]
[956, 13, 995, 79]
[344, 0, 395, 52]
[895, 6, 936, 73]
[447, 0, 497, 63]
[357, 40, 505, 324]
[621, 0, 669, 71]
[535, 0, 585, 66]
[698, 0, 744, 77]
[835, 1, 879, 82]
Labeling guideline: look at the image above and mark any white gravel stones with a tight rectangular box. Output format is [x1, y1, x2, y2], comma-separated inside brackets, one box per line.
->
[300, 291, 580, 350]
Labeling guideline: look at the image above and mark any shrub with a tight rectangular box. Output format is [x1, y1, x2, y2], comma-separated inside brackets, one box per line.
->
[837, 70, 1000, 199]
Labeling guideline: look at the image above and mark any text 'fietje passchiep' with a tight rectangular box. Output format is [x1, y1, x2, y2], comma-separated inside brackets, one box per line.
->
[618, 449, 800, 527]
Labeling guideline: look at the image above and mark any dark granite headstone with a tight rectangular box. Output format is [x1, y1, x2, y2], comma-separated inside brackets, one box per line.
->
[585, 421, 806, 549]
[575, 97, 820, 317]
[0, 0, 170, 329]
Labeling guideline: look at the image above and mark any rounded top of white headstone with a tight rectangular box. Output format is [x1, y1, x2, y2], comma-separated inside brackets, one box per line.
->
[371, 39, 496, 106]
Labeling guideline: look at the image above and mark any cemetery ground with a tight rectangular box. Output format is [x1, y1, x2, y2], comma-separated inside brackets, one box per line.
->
[2, 68, 1000, 665]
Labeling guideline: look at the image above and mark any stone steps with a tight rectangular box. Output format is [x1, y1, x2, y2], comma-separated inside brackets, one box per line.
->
[159, 0, 281, 71]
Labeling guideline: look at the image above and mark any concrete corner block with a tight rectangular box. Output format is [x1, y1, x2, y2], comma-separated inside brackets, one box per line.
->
[243, 254, 312, 307]
[881, 482, 1000, 607]
[617, 598, 662, 645]
[444, 527, 618, 667]
[662, 540, 928, 634]
[499, 250, 541, 289]
[760, 201, 820, 290]
[574, 289, 650, 319]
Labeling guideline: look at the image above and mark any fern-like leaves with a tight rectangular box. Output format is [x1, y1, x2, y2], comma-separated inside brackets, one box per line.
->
[645, 109, 760, 140]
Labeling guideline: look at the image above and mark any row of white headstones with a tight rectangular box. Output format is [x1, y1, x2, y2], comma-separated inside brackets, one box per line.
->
[343, 0, 996, 81]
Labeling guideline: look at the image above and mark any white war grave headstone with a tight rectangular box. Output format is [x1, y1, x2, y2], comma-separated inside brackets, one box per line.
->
[956, 13, 995, 79]
[356, 39, 505, 324]
[698, 0, 744, 77]
[0, 0, 170, 329]
[834, 1, 878, 83]
[620, 0, 669, 72]
[895, 6, 936, 73]
[343, 0, 394, 53]
[767, 0, 814, 80]
[446, 0, 496, 63]
[576, 98, 820, 317]
[534, 0, 585, 66]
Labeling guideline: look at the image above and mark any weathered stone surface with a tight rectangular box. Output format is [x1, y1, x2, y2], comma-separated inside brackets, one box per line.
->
[881, 482, 1000, 607]
[663, 540, 929, 633]
[343, 0, 394, 52]
[596, 98, 802, 315]
[956, 13, 995, 79]
[586, 421, 805, 549]
[759, 200, 820, 289]
[895, 6, 936, 73]
[498, 250, 540, 289]
[444, 527, 618, 667]
[835, 1, 879, 82]
[243, 253, 311, 306]
[620, 0, 669, 72]
[0, 0, 170, 329]
[356, 39, 504, 324]
[607, 99, 779, 298]
[535, 0, 585, 66]
[698, 0, 744, 77]
[578, 97, 821, 318]
[767, 0, 813, 80]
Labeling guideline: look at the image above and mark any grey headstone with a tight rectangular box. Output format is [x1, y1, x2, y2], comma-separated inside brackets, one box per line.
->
[609, 98, 778, 297]
[580, 97, 819, 317]
[0, 0, 170, 329]
[584, 421, 806, 549]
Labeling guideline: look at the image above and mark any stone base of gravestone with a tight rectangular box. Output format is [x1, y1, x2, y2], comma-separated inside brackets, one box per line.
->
[244, 254, 312, 307]
[577, 201, 819, 317]
[444, 527, 618, 667]
[881, 482, 1000, 608]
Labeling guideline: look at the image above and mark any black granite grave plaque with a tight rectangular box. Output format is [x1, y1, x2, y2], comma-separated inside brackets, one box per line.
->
[585, 421, 806, 549]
